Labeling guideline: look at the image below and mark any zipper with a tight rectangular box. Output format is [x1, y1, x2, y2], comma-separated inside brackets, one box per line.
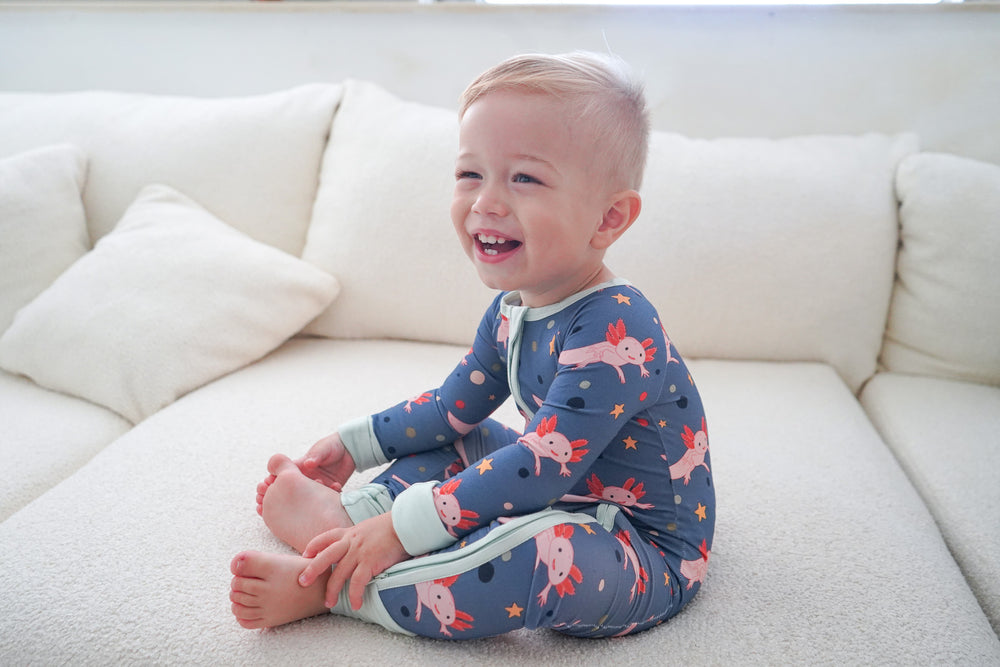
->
[373, 509, 597, 591]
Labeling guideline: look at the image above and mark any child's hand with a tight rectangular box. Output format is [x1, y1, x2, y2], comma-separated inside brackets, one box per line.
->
[295, 432, 357, 492]
[298, 512, 409, 611]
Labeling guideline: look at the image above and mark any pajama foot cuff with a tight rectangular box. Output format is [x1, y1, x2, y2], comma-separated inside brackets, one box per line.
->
[341, 483, 394, 524]
[329, 573, 415, 637]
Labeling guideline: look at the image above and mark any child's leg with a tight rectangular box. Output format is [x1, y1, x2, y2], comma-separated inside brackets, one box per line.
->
[336, 509, 679, 640]
[345, 418, 519, 524]
[258, 454, 355, 553]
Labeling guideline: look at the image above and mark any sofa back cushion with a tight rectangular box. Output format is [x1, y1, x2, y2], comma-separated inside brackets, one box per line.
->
[0, 85, 342, 256]
[302, 80, 495, 344]
[880, 153, 1000, 386]
[0, 144, 89, 334]
[612, 131, 916, 393]
[303, 80, 915, 392]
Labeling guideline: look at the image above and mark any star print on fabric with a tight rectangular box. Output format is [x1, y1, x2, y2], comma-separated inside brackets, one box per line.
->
[664, 572, 671, 586]
[476, 458, 494, 475]
[695, 503, 707, 521]
[622, 436, 638, 450]
[610, 404, 625, 419]
[658, 420, 667, 428]
[505, 602, 524, 618]
[612, 293, 631, 305]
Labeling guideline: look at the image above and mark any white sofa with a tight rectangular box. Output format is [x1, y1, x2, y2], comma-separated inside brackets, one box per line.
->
[1, 3, 998, 665]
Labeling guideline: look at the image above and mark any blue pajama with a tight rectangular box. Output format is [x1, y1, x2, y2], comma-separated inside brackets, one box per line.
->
[338, 280, 714, 639]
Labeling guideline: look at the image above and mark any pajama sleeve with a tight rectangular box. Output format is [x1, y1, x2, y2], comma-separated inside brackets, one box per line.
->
[338, 295, 512, 554]
[393, 294, 670, 554]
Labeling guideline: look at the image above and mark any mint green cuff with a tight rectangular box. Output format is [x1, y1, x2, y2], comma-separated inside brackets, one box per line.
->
[391, 481, 457, 556]
[341, 483, 394, 524]
[329, 574, 415, 636]
[339, 415, 389, 472]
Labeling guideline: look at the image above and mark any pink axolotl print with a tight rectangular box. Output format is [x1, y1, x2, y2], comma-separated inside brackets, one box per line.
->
[615, 530, 649, 602]
[669, 417, 710, 485]
[679, 539, 710, 590]
[497, 314, 510, 348]
[658, 321, 680, 366]
[518, 415, 589, 477]
[403, 391, 433, 413]
[586, 474, 654, 514]
[433, 478, 480, 537]
[534, 524, 584, 605]
[414, 575, 475, 637]
[558, 318, 657, 383]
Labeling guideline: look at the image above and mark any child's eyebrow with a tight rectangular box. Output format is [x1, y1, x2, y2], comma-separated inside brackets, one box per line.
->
[455, 151, 560, 176]
[513, 154, 560, 174]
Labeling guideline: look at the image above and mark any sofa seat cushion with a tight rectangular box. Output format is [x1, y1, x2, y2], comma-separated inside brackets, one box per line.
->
[861, 372, 1000, 633]
[0, 370, 130, 522]
[301, 80, 916, 393]
[0, 84, 342, 255]
[1, 340, 996, 663]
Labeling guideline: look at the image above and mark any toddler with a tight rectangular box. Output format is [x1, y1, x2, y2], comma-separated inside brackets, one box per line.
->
[230, 51, 714, 639]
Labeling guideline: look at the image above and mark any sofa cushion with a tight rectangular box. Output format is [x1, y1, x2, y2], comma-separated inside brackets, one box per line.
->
[611, 131, 916, 393]
[0, 144, 90, 334]
[0, 370, 130, 522]
[880, 153, 1000, 386]
[0, 185, 340, 423]
[1, 344, 997, 663]
[0, 84, 342, 255]
[302, 81, 915, 392]
[302, 79, 496, 343]
[861, 372, 1000, 633]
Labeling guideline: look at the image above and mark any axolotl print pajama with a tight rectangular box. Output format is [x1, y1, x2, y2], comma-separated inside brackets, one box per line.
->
[335, 279, 715, 639]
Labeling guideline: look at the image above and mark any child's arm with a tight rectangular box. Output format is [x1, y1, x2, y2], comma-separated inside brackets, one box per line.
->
[341, 295, 511, 466]
[298, 512, 408, 611]
[389, 296, 671, 554]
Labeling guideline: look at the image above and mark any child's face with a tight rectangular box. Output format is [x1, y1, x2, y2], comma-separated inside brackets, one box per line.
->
[452, 90, 614, 308]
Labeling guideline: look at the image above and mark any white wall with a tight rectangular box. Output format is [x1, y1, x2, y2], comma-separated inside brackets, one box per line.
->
[2, 2, 998, 164]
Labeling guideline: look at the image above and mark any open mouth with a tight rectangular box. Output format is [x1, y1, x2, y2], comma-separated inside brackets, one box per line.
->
[475, 233, 522, 256]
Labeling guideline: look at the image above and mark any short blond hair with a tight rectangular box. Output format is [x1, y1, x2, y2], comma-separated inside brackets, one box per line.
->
[459, 51, 650, 191]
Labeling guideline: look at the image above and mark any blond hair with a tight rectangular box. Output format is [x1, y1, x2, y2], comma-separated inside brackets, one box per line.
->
[459, 51, 650, 191]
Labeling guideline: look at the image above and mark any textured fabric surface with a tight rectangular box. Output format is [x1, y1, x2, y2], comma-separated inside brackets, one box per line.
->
[0, 370, 130, 522]
[611, 131, 917, 393]
[302, 79, 495, 342]
[0, 85, 342, 255]
[0, 144, 89, 333]
[1, 340, 996, 663]
[881, 152, 1000, 385]
[0, 185, 339, 423]
[302, 80, 915, 392]
[861, 372, 1000, 634]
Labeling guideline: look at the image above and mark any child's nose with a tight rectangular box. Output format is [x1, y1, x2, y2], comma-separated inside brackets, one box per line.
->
[472, 184, 509, 217]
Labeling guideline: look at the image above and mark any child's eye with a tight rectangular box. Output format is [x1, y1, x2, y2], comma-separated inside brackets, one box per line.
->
[513, 173, 541, 185]
[456, 170, 482, 181]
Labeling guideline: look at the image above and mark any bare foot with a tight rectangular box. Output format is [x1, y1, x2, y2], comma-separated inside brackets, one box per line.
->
[230, 550, 331, 629]
[257, 454, 354, 553]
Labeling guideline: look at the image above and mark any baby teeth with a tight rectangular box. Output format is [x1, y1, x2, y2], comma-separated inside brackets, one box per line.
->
[477, 233, 507, 244]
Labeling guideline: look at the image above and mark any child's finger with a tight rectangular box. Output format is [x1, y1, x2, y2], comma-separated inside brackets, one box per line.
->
[302, 528, 342, 558]
[325, 553, 357, 608]
[348, 565, 373, 611]
[299, 540, 347, 587]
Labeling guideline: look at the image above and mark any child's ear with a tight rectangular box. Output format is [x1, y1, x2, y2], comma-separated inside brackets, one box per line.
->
[591, 190, 642, 250]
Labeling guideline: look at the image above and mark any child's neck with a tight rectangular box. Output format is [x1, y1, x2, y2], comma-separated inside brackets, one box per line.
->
[519, 264, 616, 308]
